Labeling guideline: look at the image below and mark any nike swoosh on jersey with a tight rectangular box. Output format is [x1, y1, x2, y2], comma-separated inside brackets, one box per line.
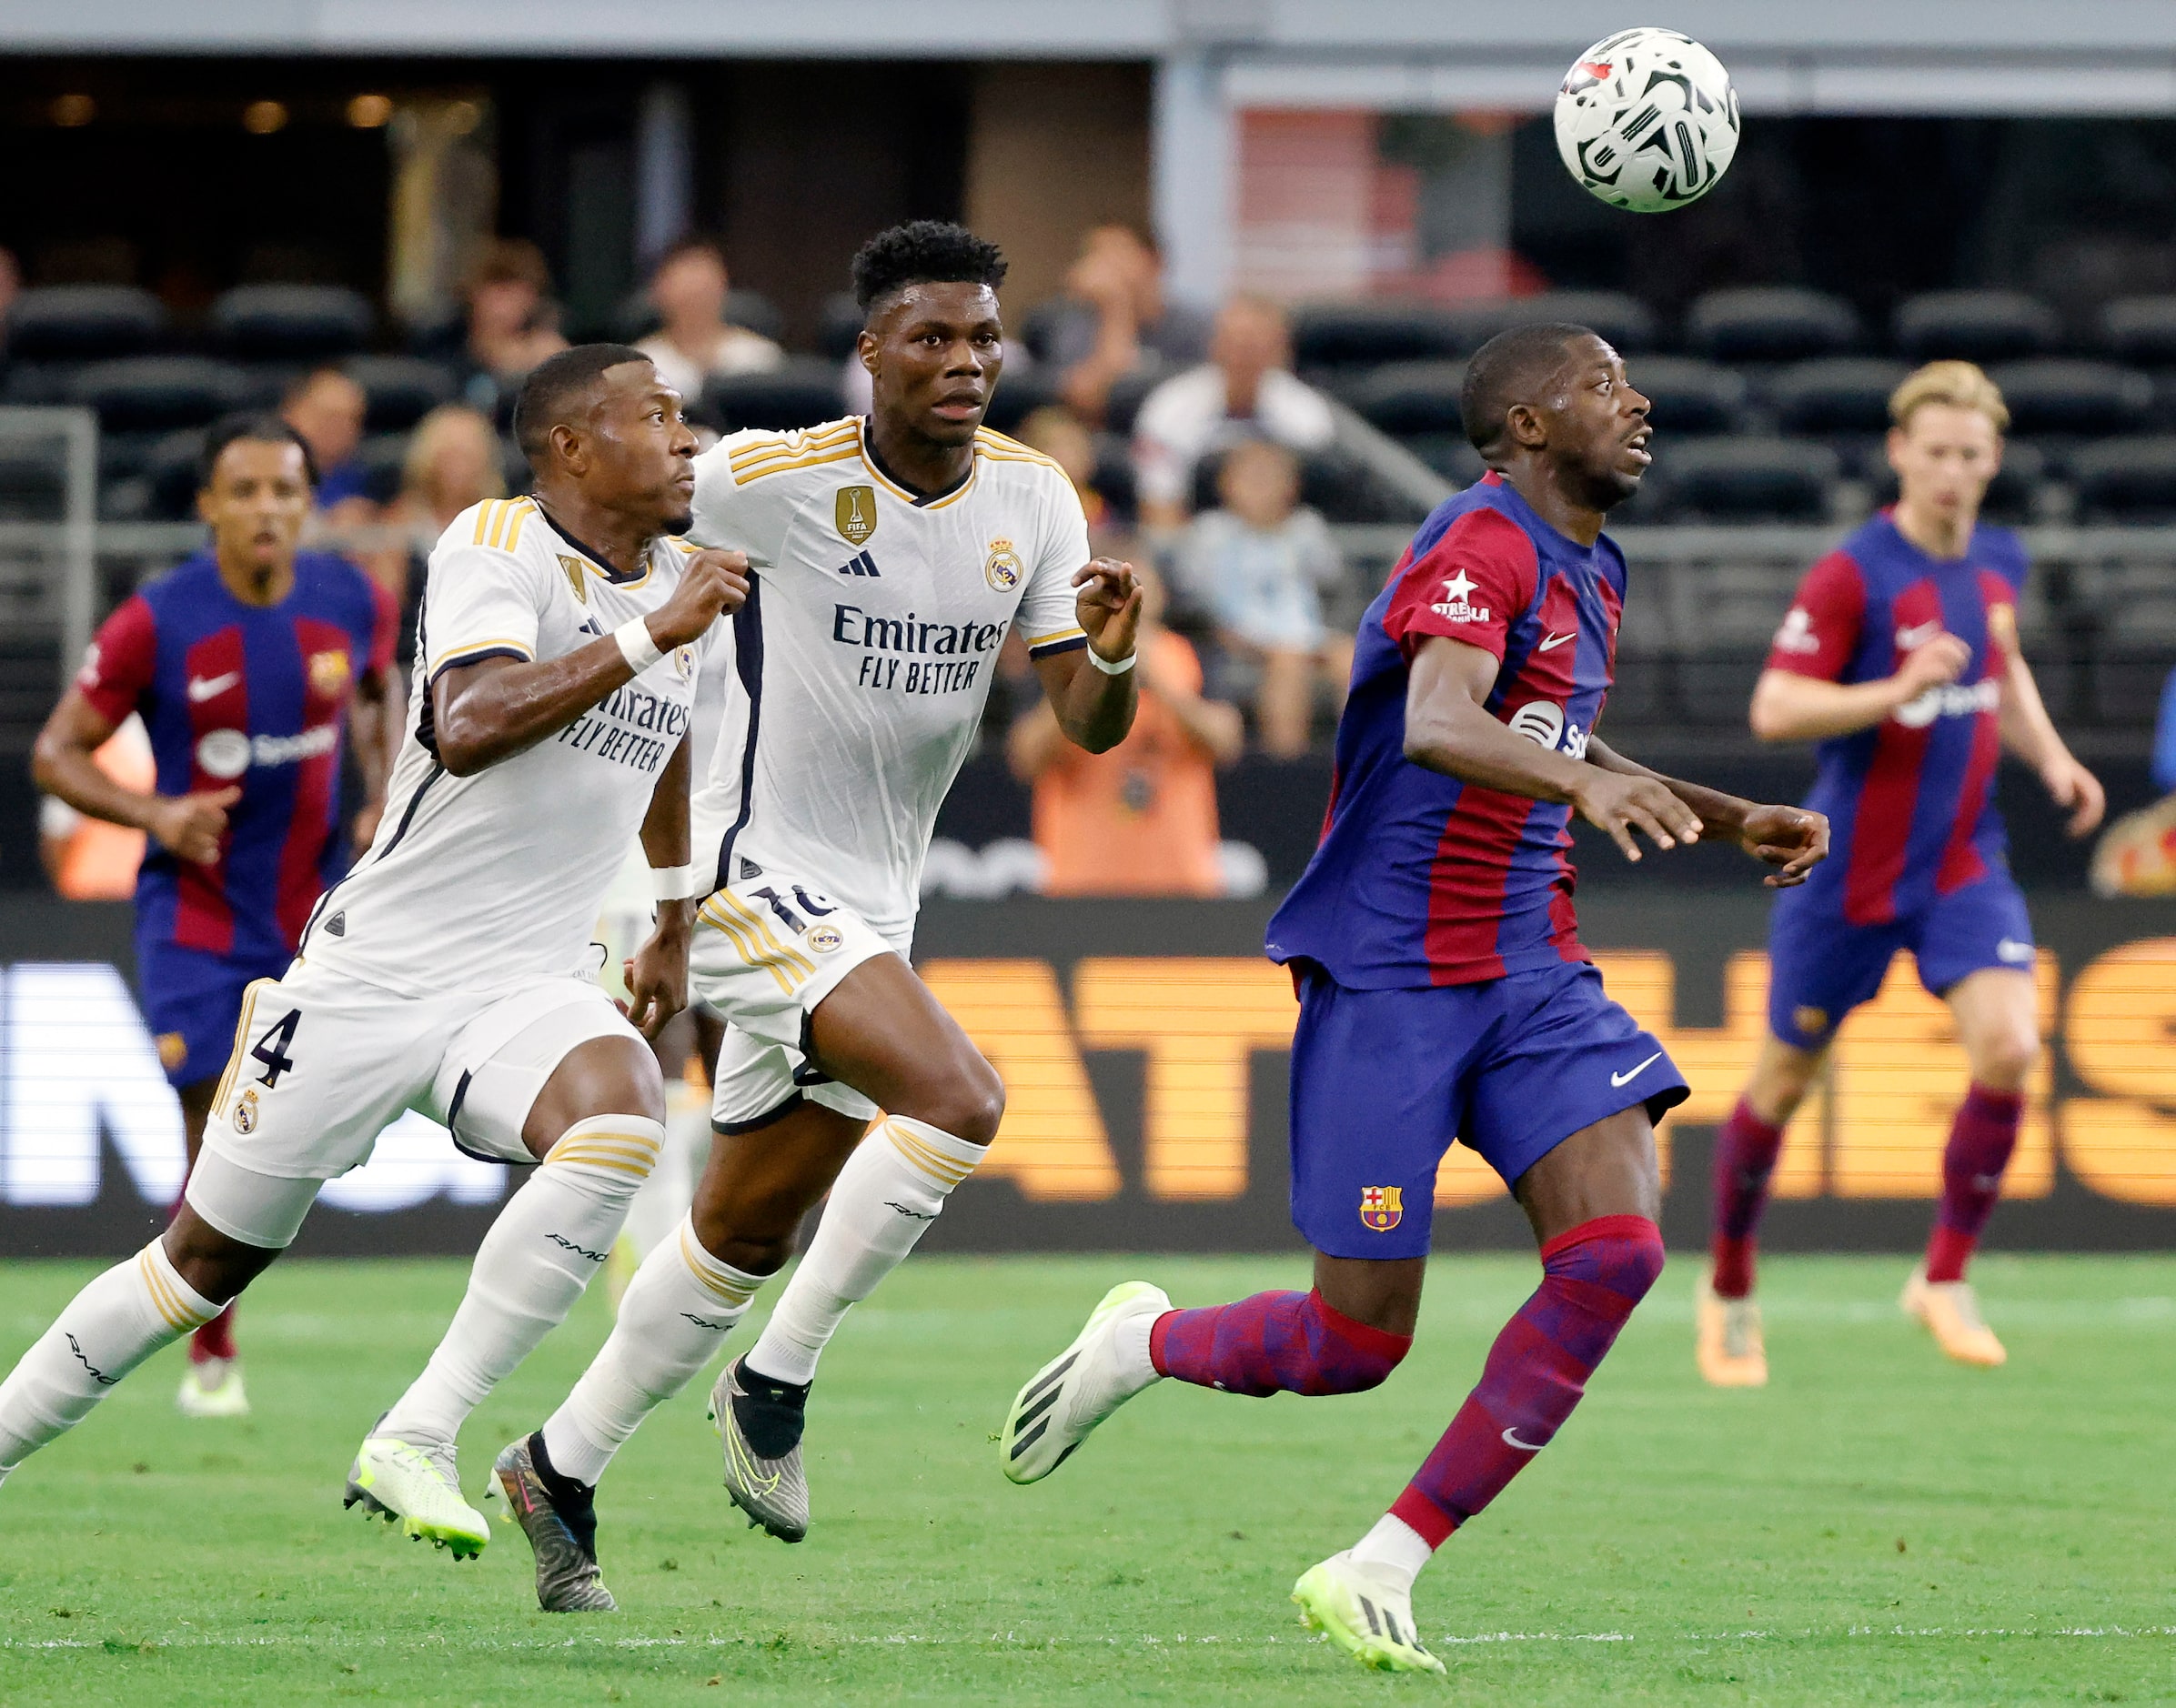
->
[1610, 1050, 1663, 1088]
[187, 671, 242, 702]
[1501, 1427, 1546, 1452]
[1536, 631, 1576, 652]
[1896, 621, 1943, 650]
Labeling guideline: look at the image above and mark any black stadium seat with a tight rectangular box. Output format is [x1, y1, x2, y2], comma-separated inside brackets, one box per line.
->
[1626, 356, 1744, 436]
[701, 358, 844, 433]
[1686, 287, 1859, 363]
[1768, 357, 1910, 437]
[143, 429, 209, 521]
[1988, 358, 2153, 439]
[2101, 296, 2176, 367]
[980, 366, 1057, 435]
[2069, 435, 2176, 522]
[1657, 437, 1839, 521]
[819, 292, 867, 361]
[1288, 301, 1460, 371]
[1893, 290, 2059, 365]
[210, 285, 373, 361]
[5, 284, 167, 361]
[1345, 359, 1464, 437]
[343, 355, 457, 433]
[68, 357, 249, 434]
[1448, 291, 1656, 355]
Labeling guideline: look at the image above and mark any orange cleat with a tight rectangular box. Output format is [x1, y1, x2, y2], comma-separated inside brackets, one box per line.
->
[1900, 1267, 2006, 1367]
[1696, 1274, 1768, 1388]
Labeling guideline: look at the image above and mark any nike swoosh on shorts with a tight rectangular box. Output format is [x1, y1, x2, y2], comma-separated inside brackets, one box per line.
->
[1610, 1051, 1663, 1088]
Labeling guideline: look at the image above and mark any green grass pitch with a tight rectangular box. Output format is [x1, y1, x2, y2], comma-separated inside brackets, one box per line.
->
[1, 1252, 2171, 1704]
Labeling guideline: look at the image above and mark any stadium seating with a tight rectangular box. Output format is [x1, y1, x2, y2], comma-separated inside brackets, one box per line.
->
[5, 285, 167, 362]
[2069, 434, 2176, 521]
[701, 358, 846, 432]
[1345, 358, 1465, 438]
[209, 285, 374, 364]
[820, 291, 867, 361]
[1446, 290, 1657, 354]
[68, 357, 249, 435]
[1686, 287, 1859, 363]
[1631, 357, 1746, 436]
[1987, 359, 2154, 441]
[1289, 301, 1461, 373]
[1652, 438, 1841, 523]
[343, 354, 458, 432]
[1894, 289, 2060, 365]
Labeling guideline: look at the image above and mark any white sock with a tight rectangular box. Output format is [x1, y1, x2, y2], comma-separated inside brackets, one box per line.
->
[0, 1240, 219, 1469]
[379, 1115, 662, 1445]
[1349, 1512, 1434, 1594]
[541, 1214, 766, 1485]
[747, 1115, 983, 1386]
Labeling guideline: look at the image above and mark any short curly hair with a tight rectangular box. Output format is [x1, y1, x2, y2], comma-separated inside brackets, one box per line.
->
[850, 220, 1007, 316]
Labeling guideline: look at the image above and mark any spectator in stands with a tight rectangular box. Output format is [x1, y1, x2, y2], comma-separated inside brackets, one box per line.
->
[1008, 562, 1242, 897]
[636, 236, 783, 401]
[1174, 437, 1353, 759]
[1045, 226, 1214, 427]
[458, 237, 567, 404]
[368, 403, 507, 668]
[1133, 295, 1336, 533]
[281, 367, 372, 521]
[1016, 404, 1120, 549]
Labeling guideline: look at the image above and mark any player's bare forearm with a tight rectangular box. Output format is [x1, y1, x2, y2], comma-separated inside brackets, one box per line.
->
[1039, 649, 1138, 753]
[1748, 668, 1909, 742]
[1587, 731, 1828, 886]
[639, 736, 692, 872]
[431, 637, 640, 775]
[32, 691, 156, 830]
[624, 739, 694, 1037]
[350, 668, 394, 809]
[1997, 647, 2061, 769]
[1405, 678, 1588, 802]
[1585, 735, 1755, 834]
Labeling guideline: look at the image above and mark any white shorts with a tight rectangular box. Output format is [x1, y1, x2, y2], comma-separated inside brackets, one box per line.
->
[197, 957, 645, 1182]
[690, 869, 895, 1133]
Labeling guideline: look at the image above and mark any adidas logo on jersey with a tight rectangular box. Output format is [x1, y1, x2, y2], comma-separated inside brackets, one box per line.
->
[835, 550, 881, 578]
[322, 911, 347, 938]
[739, 857, 763, 879]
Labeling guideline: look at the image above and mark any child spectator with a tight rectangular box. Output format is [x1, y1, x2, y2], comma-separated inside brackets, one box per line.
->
[1015, 403, 1120, 550]
[1174, 437, 1353, 758]
[1008, 564, 1243, 897]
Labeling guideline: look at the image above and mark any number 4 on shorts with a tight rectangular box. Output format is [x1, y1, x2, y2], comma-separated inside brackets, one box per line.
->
[250, 1008, 301, 1088]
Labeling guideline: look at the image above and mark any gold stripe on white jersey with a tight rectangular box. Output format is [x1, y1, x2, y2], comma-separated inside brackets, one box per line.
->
[729, 422, 860, 477]
[736, 444, 861, 487]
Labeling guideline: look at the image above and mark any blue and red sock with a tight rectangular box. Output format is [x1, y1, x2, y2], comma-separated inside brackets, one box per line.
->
[1391, 1214, 1664, 1548]
[1150, 1287, 1410, 1397]
[1924, 1084, 2022, 1283]
[1708, 1097, 1784, 1299]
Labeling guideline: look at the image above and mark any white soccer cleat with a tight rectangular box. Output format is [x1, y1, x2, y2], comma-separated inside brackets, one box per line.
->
[1292, 1550, 1446, 1675]
[1001, 1281, 1168, 1484]
[343, 1422, 491, 1560]
[176, 1357, 250, 1417]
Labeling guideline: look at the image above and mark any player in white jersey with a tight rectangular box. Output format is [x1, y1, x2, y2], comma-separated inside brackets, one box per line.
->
[0, 347, 747, 1589]
[469, 222, 1143, 1611]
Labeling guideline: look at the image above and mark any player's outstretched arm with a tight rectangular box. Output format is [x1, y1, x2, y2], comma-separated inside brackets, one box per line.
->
[431, 549, 748, 776]
[1405, 634, 1702, 865]
[32, 688, 238, 865]
[1996, 644, 2105, 838]
[1748, 631, 1970, 743]
[623, 734, 694, 1040]
[1031, 558, 1143, 755]
[1585, 734, 1829, 889]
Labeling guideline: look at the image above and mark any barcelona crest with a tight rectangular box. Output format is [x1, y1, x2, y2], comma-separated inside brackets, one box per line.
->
[1359, 1185, 1403, 1232]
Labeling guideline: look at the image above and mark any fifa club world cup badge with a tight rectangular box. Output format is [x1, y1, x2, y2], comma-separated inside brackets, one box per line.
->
[1359, 1185, 1404, 1232]
[836, 486, 877, 546]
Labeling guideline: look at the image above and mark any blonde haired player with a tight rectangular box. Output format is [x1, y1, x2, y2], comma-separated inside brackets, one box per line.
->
[467, 221, 1143, 1612]
[0, 348, 746, 1589]
[1698, 360, 2104, 1386]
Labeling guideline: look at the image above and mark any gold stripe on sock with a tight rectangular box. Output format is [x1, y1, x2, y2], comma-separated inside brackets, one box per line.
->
[679, 1224, 760, 1307]
[884, 1121, 977, 1189]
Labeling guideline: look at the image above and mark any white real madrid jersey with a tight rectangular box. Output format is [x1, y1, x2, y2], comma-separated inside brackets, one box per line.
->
[687, 416, 1091, 944]
[301, 496, 717, 998]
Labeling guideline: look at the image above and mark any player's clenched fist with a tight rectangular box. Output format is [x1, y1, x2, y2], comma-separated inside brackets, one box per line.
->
[1570, 770, 1704, 864]
[1896, 631, 1971, 698]
[1735, 802, 1829, 888]
[1073, 558, 1143, 664]
[150, 785, 242, 865]
[650, 548, 751, 647]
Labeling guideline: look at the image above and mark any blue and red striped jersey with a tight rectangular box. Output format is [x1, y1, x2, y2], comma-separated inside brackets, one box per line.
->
[1765, 511, 2024, 925]
[1267, 473, 1625, 989]
[75, 548, 397, 963]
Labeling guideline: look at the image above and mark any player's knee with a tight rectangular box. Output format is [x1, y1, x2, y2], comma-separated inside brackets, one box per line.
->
[900, 1054, 1005, 1149]
[1305, 1291, 1413, 1394]
[1970, 1027, 2040, 1092]
[540, 1113, 668, 1204]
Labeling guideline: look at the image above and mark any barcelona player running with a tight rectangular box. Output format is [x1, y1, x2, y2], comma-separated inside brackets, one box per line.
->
[1697, 362, 2103, 1387]
[999, 324, 1827, 1674]
[31, 414, 396, 1417]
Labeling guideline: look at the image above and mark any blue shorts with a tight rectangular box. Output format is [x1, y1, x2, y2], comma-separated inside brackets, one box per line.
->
[136, 940, 292, 1090]
[1767, 872, 2036, 1050]
[1287, 959, 1689, 1261]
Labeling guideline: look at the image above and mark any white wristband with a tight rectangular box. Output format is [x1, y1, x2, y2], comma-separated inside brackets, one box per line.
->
[1086, 645, 1138, 676]
[615, 616, 665, 675]
[650, 863, 703, 902]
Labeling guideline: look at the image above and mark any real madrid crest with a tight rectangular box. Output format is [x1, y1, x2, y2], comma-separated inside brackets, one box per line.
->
[836, 486, 878, 547]
[984, 537, 1023, 593]
[674, 645, 695, 681]
[233, 1088, 261, 1135]
[558, 554, 589, 604]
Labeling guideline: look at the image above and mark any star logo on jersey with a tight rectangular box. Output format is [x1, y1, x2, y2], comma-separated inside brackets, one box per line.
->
[558, 555, 589, 604]
[1359, 1185, 1404, 1232]
[836, 486, 878, 546]
[984, 538, 1023, 592]
[307, 648, 350, 698]
[1430, 568, 1489, 625]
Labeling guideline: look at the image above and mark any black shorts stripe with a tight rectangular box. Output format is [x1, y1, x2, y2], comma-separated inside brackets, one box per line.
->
[712, 574, 765, 892]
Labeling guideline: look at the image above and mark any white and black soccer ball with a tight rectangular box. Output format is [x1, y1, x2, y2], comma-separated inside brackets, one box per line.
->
[1554, 26, 1739, 213]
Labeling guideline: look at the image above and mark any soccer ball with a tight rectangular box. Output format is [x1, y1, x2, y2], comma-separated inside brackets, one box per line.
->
[1554, 26, 1739, 213]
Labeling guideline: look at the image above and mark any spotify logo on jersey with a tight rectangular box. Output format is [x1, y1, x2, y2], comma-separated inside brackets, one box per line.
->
[195, 728, 252, 780]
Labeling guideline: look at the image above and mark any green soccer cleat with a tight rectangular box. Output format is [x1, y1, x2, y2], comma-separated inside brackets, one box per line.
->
[176, 1357, 250, 1418]
[491, 1433, 615, 1613]
[1000, 1280, 1169, 1484]
[1292, 1551, 1446, 1675]
[343, 1418, 490, 1560]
